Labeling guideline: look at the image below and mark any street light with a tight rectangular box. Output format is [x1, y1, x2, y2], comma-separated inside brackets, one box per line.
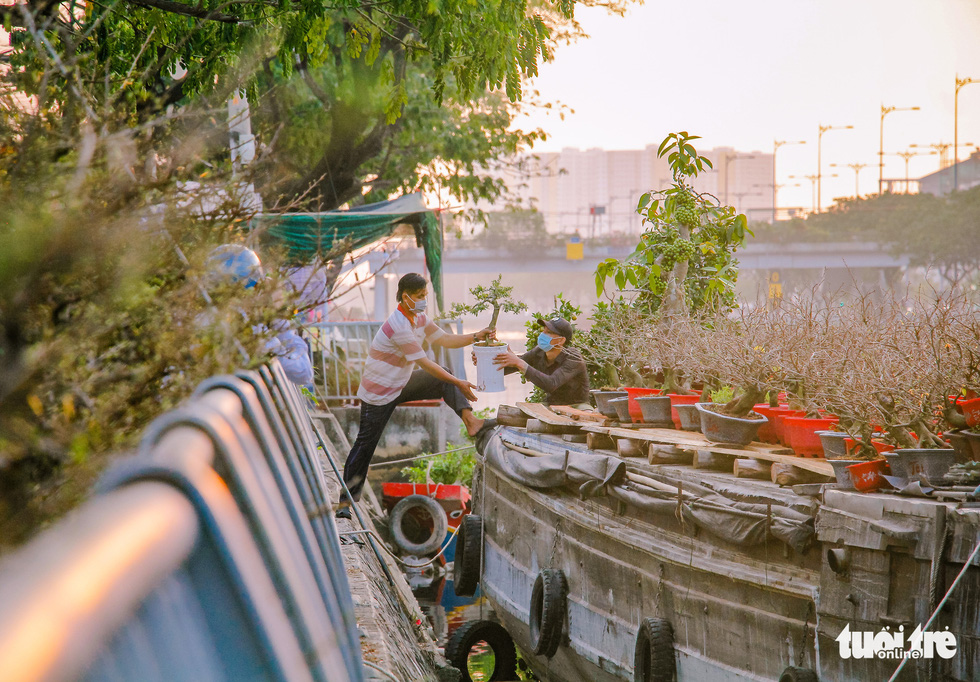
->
[791, 174, 835, 213]
[910, 142, 956, 169]
[888, 150, 937, 193]
[880, 104, 920, 195]
[830, 162, 868, 199]
[817, 124, 853, 211]
[955, 75, 979, 191]
[773, 139, 806, 223]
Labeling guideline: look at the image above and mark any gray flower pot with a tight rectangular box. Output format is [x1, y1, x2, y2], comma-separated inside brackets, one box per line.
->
[674, 403, 702, 432]
[827, 459, 864, 489]
[609, 396, 632, 423]
[636, 396, 673, 426]
[882, 453, 906, 479]
[816, 430, 849, 459]
[695, 402, 767, 445]
[894, 448, 956, 482]
[592, 390, 628, 419]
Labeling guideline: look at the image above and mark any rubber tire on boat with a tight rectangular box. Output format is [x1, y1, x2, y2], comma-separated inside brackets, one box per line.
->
[778, 666, 818, 682]
[529, 568, 567, 658]
[633, 617, 676, 682]
[453, 514, 483, 597]
[389, 494, 448, 556]
[444, 619, 517, 682]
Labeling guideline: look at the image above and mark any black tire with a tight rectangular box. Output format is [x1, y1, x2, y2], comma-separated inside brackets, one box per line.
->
[389, 494, 448, 556]
[633, 617, 676, 682]
[529, 568, 567, 658]
[453, 514, 483, 597]
[778, 666, 818, 682]
[444, 619, 517, 682]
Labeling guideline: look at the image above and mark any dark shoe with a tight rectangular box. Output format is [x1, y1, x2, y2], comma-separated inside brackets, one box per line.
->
[335, 506, 352, 520]
[474, 418, 498, 438]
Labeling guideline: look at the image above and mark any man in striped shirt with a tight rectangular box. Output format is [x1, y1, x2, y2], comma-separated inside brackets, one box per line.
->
[337, 273, 494, 516]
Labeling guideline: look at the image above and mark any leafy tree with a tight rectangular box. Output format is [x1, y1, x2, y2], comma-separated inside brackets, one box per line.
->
[3, 0, 631, 210]
[749, 187, 980, 288]
[595, 132, 750, 316]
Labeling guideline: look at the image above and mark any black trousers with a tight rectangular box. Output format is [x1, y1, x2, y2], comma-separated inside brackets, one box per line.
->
[341, 367, 471, 502]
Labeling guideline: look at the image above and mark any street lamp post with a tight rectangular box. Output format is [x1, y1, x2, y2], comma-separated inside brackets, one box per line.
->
[911, 142, 955, 169]
[817, 124, 853, 211]
[829, 163, 868, 199]
[773, 139, 806, 223]
[889, 150, 936, 193]
[791, 174, 833, 213]
[880, 104, 920, 195]
[955, 75, 978, 192]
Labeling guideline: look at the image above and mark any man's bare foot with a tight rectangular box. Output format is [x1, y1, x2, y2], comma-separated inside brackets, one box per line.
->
[461, 409, 485, 437]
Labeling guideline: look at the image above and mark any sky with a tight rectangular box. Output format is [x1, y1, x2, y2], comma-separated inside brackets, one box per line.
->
[515, 0, 980, 211]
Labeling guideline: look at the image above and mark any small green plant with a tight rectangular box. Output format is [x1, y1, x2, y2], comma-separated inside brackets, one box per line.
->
[401, 442, 476, 486]
[444, 275, 528, 345]
[710, 385, 735, 404]
[400, 407, 492, 485]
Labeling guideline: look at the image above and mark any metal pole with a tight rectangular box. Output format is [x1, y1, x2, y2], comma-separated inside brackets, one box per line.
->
[772, 142, 779, 224]
[879, 105, 888, 196]
[955, 76, 961, 192]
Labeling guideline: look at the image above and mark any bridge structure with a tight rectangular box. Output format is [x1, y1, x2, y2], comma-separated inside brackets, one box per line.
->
[393, 241, 909, 275]
[352, 242, 909, 317]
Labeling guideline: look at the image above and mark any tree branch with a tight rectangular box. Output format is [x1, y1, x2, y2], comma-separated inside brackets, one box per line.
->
[123, 0, 243, 24]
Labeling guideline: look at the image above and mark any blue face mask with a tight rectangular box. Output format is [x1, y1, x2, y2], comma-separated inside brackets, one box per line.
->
[537, 332, 557, 352]
[405, 293, 427, 314]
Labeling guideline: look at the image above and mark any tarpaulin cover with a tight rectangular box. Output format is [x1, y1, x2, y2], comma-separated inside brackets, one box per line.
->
[479, 428, 815, 553]
[251, 193, 444, 311]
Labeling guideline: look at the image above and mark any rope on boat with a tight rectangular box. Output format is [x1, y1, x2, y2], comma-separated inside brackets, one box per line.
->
[887, 533, 980, 681]
[376, 444, 476, 468]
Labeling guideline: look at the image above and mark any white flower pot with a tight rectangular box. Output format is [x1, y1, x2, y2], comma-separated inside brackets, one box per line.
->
[473, 344, 509, 392]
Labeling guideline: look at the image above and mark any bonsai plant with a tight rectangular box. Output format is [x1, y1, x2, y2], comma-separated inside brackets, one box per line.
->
[444, 274, 527, 347]
[444, 275, 527, 392]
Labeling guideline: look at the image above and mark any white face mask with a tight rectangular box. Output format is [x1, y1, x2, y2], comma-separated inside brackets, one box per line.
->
[405, 292, 427, 314]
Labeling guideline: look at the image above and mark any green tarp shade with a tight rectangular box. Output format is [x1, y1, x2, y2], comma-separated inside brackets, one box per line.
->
[251, 193, 444, 312]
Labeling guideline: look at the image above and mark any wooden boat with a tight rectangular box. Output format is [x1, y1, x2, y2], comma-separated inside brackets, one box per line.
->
[460, 420, 980, 681]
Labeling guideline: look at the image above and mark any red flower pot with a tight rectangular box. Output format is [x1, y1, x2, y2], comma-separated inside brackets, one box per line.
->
[751, 404, 784, 443]
[667, 394, 701, 429]
[956, 397, 980, 428]
[843, 437, 895, 457]
[771, 409, 807, 445]
[623, 387, 663, 423]
[847, 459, 889, 492]
[783, 416, 839, 457]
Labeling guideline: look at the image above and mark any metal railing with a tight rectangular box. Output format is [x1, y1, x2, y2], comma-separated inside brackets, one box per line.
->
[306, 319, 465, 403]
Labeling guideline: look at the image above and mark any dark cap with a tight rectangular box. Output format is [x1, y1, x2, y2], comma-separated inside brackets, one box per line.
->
[538, 317, 574, 343]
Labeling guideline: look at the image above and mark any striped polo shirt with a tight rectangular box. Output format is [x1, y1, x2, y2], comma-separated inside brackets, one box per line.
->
[357, 306, 446, 405]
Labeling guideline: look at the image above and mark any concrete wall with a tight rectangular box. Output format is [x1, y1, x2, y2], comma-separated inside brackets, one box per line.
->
[330, 403, 469, 462]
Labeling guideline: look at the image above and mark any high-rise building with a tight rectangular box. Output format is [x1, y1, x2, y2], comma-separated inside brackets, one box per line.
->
[479, 145, 774, 235]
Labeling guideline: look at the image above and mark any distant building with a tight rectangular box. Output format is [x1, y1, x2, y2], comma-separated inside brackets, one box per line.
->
[918, 150, 980, 196]
[479, 145, 774, 236]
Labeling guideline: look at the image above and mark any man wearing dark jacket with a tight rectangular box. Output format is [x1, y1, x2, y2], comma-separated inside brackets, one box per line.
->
[492, 317, 591, 408]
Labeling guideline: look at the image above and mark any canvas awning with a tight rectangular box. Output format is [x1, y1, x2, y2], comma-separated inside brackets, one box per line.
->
[251, 193, 444, 311]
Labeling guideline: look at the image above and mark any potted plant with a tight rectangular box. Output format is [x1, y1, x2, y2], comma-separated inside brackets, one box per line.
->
[684, 309, 779, 445]
[444, 275, 527, 392]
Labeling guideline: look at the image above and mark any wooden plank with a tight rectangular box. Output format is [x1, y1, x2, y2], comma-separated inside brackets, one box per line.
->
[526, 418, 579, 435]
[648, 443, 693, 465]
[587, 432, 616, 451]
[496, 404, 529, 427]
[550, 405, 609, 424]
[734, 459, 772, 480]
[516, 402, 581, 427]
[616, 439, 646, 457]
[562, 433, 588, 443]
[583, 425, 833, 477]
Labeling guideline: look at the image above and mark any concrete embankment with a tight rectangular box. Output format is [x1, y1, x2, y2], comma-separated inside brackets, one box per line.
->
[315, 412, 461, 682]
